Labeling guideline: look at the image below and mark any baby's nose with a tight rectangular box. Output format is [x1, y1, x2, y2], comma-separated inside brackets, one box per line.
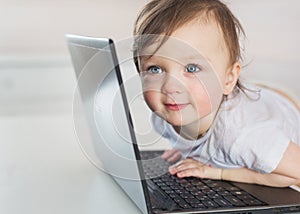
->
[161, 73, 185, 95]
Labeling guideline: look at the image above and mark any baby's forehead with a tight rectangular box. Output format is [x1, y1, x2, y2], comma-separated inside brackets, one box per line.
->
[140, 36, 201, 55]
[139, 40, 206, 63]
[138, 20, 226, 63]
[178, 18, 227, 52]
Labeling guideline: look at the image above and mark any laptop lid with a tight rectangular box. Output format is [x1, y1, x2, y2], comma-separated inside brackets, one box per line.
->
[66, 34, 151, 213]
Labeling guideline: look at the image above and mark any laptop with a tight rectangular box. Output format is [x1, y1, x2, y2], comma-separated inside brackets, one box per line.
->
[66, 34, 300, 214]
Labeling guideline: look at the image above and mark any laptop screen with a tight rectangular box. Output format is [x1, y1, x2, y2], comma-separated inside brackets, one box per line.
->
[67, 35, 152, 213]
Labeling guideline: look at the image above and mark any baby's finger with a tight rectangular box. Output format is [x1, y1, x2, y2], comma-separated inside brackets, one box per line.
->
[177, 167, 205, 178]
[161, 150, 171, 159]
[183, 158, 206, 165]
[166, 151, 181, 163]
[168, 160, 184, 174]
[161, 149, 177, 160]
[169, 160, 200, 175]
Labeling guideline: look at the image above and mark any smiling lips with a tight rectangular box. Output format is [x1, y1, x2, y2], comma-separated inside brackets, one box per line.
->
[165, 103, 189, 111]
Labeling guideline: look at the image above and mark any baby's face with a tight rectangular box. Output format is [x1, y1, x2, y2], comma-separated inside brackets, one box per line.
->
[139, 20, 235, 131]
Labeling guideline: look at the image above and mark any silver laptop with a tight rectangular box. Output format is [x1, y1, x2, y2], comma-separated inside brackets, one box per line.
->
[66, 34, 300, 214]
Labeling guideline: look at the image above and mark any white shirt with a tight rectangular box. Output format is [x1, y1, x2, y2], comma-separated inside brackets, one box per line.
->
[152, 84, 300, 173]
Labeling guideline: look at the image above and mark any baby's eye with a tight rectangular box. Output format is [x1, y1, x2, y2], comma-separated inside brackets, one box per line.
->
[147, 65, 163, 74]
[185, 64, 201, 73]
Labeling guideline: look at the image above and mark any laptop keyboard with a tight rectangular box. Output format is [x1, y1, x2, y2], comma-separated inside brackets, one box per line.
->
[140, 151, 267, 210]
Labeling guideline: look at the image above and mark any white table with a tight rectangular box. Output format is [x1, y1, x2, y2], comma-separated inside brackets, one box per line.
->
[0, 113, 142, 214]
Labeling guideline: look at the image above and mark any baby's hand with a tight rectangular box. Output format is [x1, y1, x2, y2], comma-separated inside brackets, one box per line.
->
[169, 158, 222, 180]
[161, 149, 182, 163]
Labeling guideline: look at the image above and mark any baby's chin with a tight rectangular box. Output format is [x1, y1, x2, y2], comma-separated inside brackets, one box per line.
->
[154, 108, 209, 122]
[153, 111, 185, 127]
[170, 113, 215, 134]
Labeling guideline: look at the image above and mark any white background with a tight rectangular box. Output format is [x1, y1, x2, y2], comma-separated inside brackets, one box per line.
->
[1, 0, 299, 115]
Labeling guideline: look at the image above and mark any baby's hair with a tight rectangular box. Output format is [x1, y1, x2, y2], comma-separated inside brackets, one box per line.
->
[133, 0, 246, 93]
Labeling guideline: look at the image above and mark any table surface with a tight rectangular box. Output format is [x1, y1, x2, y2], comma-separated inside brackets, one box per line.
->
[0, 113, 143, 214]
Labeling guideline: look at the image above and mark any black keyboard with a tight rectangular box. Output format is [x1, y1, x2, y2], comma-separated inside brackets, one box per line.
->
[140, 151, 267, 210]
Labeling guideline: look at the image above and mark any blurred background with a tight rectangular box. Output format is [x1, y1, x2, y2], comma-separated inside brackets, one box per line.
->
[1, 0, 300, 117]
[0, 0, 146, 115]
[1, 0, 300, 116]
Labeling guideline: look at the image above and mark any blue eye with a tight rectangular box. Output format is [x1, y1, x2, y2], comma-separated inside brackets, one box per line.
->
[186, 64, 200, 73]
[147, 65, 163, 74]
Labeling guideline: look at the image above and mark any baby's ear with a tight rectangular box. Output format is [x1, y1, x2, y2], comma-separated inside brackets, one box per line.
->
[223, 62, 241, 95]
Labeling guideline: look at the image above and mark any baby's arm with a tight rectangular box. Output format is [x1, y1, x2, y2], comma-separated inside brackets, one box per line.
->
[273, 141, 300, 180]
[224, 141, 300, 187]
[169, 142, 300, 187]
[169, 159, 299, 187]
[222, 167, 299, 187]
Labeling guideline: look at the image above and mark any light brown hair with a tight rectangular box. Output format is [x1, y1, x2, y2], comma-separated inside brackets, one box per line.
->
[133, 0, 245, 71]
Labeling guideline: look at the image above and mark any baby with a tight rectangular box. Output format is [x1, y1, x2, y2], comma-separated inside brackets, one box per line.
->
[133, 0, 300, 187]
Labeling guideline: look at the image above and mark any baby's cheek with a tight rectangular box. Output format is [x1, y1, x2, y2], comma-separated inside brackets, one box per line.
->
[143, 91, 158, 111]
[197, 98, 213, 118]
[190, 85, 212, 118]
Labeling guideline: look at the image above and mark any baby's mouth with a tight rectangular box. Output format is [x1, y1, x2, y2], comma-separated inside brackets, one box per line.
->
[164, 103, 189, 111]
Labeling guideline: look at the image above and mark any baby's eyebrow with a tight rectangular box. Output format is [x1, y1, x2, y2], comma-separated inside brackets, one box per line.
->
[183, 54, 212, 63]
[139, 54, 212, 66]
[139, 56, 154, 64]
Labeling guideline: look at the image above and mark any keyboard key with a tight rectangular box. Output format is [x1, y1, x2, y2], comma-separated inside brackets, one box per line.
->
[202, 189, 215, 194]
[168, 193, 177, 198]
[170, 185, 184, 190]
[173, 195, 185, 204]
[236, 194, 254, 201]
[180, 193, 195, 199]
[218, 190, 231, 196]
[178, 202, 191, 209]
[175, 189, 189, 194]
[161, 175, 173, 182]
[160, 186, 171, 190]
[191, 204, 207, 210]
[207, 192, 222, 199]
[182, 183, 194, 188]
[232, 190, 248, 196]
[196, 184, 211, 190]
[185, 198, 201, 204]
[202, 200, 219, 208]
[156, 182, 167, 187]
[214, 198, 233, 207]
[177, 179, 189, 185]
[191, 191, 206, 197]
[211, 186, 225, 192]
[225, 196, 246, 207]
[196, 195, 210, 201]
[164, 189, 174, 194]
[244, 199, 265, 206]
[191, 203, 206, 209]
[225, 186, 240, 191]
[152, 178, 162, 183]
[165, 181, 174, 186]
[192, 180, 204, 185]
